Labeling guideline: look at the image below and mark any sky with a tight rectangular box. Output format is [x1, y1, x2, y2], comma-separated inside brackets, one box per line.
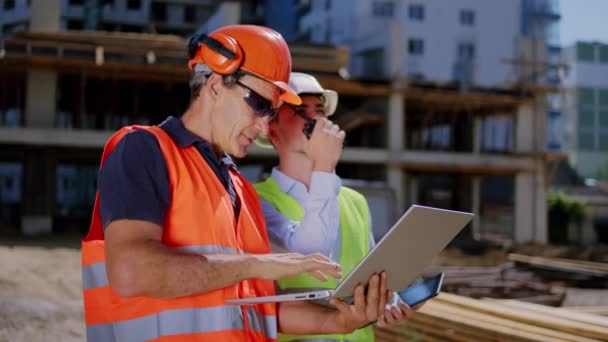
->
[559, 0, 608, 46]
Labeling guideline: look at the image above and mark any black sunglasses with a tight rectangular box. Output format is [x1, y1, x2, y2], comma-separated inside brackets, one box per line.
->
[235, 81, 278, 120]
[287, 105, 317, 140]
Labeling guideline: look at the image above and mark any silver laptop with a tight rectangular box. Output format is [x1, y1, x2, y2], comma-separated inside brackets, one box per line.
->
[227, 205, 473, 305]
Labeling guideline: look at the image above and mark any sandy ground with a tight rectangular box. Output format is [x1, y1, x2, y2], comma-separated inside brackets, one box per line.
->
[0, 234, 84, 342]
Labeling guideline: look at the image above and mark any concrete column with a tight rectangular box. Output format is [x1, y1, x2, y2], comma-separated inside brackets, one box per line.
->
[534, 159, 548, 243]
[387, 167, 404, 213]
[473, 116, 482, 154]
[515, 167, 547, 244]
[30, 0, 61, 30]
[515, 96, 548, 243]
[471, 176, 481, 239]
[533, 95, 548, 244]
[408, 176, 419, 207]
[514, 172, 534, 242]
[515, 103, 535, 153]
[25, 69, 57, 128]
[386, 89, 405, 213]
[22, 0, 62, 235]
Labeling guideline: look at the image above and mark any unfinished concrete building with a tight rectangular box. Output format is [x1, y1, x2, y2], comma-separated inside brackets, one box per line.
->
[0, 26, 550, 244]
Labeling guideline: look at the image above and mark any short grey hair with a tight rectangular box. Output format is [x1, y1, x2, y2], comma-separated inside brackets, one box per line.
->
[189, 64, 243, 100]
[189, 64, 213, 100]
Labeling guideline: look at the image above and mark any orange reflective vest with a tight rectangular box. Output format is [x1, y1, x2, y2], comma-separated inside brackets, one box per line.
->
[82, 125, 277, 341]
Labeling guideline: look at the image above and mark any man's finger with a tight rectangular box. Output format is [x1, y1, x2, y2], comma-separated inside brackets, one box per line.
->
[384, 305, 405, 324]
[399, 303, 415, 320]
[384, 305, 398, 325]
[353, 284, 366, 315]
[304, 260, 342, 279]
[377, 272, 388, 319]
[365, 274, 380, 319]
[307, 253, 338, 265]
[307, 270, 328, 281]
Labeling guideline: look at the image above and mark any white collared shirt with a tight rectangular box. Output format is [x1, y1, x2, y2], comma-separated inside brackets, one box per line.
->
[260, 167, 374, 262]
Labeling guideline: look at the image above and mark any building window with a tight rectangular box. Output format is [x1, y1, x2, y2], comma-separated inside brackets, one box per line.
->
[101, 0, 114, 6]
[2, 22, 27, 34]
[576, 42, 595, 62]
[454, 43, 475, 82]
[600, 45, 608, 63]
[56, 164, 98, 219]
[408, 4, 424, 21]
[576, 87, 608, 151]
[372, 1, 394, 17]
[69, 0, 85, 5]
[127, 0, 141, 10]
[361, 48, 384, 77]
[184, 5, 196, 23]
[3, 0, 15, 10]
[458, 43, 475, 59]
[578, 128, 595, 150]
[67, 20, 84, 30]
[151, 2, 167, 21]
[460, 9, 475, 26]
[325, 0, 331, 10]
[408, 38, 424, 55]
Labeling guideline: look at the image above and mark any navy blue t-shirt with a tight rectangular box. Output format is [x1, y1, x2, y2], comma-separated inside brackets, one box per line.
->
[98, 116, 241, 229]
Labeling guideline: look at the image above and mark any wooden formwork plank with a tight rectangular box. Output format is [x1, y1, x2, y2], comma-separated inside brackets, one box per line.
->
[407, 316, 505, 342]
[436, 292, 608, 340]
[486, 299, 608, 328]
[413, 307, 550, 342]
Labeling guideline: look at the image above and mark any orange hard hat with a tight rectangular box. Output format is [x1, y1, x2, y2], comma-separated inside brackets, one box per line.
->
[188, 25, 301, 105]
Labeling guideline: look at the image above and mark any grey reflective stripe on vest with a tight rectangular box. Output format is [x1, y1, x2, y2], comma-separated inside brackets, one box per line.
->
[82, 261, 108, 290]
[177, 245, 238, 255]
[87, 306, 276, 341]
[246, 307, 278, 339]
[82, 245, 238, 290]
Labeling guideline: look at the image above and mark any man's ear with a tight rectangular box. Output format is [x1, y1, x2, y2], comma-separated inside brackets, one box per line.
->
[206, 73, 223, 99]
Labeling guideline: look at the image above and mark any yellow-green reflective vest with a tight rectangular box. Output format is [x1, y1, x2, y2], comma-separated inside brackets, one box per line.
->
[255, 178, 374, 342]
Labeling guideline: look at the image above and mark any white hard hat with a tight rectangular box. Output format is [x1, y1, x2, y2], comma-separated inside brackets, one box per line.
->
[288, 72, 338, 116]
[255, 72, 338, 148]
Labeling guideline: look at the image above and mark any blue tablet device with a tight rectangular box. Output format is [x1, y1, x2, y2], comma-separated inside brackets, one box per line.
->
[397, 272, 444, 306]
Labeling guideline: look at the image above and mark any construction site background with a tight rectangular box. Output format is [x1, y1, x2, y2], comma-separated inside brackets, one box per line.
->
[1, 0, 607, 341]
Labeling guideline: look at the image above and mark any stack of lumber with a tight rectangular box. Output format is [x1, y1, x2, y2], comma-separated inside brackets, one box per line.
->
[375, 292, 608, 341]
[508, 253, 608, 278]
[560, 306, 608, 317]
[431, 263, 559, 303]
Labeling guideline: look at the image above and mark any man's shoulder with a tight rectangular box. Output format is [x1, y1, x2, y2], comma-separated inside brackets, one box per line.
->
[103, 129, 164, 170]
[119, 127, 158, 143]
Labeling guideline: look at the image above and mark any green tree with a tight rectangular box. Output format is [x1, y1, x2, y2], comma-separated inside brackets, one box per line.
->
[547, 191, 589, 244]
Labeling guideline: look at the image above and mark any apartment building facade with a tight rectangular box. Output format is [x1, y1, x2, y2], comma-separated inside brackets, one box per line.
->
[561, 42, 608, 179]
[264, 0, 559, 242]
